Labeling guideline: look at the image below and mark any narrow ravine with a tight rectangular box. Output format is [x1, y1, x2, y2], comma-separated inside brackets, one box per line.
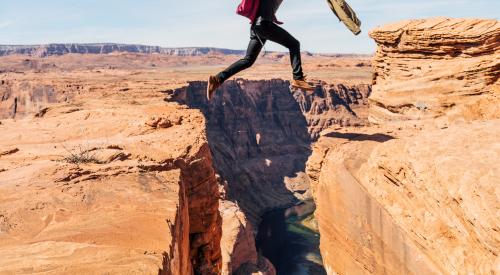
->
[166, 79, 370, 273]
[256, 201, 326, 275]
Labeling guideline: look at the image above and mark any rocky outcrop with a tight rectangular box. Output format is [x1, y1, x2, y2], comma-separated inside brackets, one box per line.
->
[296, 82, 371, 139]
[167, 79, 370, 225]
[0, 80, 59, 119]
[0, 99, 221, 273]
[165, 79, 369, 273]
[308, 121, 500, 275]
[0, 44, 246, 57]
[369, 18, 499, 124]
[358, 122, 499, 274]
[308, 18, 500, 274]
[220, 200, 275, 275]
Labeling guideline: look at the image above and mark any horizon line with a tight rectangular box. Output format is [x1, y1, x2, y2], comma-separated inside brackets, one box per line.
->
[0, 42, 374, 56]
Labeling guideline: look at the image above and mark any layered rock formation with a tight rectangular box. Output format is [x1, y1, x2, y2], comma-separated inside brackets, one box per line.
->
[220, 200, 275, 275]
[167, 79, 370, 225]
[296, 82, 371, 139]
[308, 18, 500, 274]
[0, 44, 245, 57]
[0, 43, 378, 273]
[165, 79, 370, 273]
[308, 122, 500, 274]
[0, 96, 221, 273]
[369, 18, 499, 124]
[0, 80, 58, 119]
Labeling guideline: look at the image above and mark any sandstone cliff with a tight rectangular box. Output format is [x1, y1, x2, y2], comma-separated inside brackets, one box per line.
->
[167, 79, 370, 226]
[296, 81, 371, 139]
[369, 18, 499, 124]
[308, 18, 500, 275]
[220, 200, 276, 275]
[0, 80, 59, 119]
[0, 90, 221, 274]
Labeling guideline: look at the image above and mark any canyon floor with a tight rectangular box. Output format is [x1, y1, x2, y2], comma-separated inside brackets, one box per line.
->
[0, 17, 499, 275]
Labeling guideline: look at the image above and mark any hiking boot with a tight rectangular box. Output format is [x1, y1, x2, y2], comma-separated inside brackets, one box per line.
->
[291, 77, 316, 91]
[207, 75, 222, 101]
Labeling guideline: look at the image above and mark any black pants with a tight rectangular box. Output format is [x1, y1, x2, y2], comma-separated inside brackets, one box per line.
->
[216, 19, 304, 82]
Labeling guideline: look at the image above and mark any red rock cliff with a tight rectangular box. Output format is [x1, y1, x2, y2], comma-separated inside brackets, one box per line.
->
[369, 18, 499, 124]
[0, 85, 222, 274]
[167, 79, 370, 226]
[308, 18, 500, 275]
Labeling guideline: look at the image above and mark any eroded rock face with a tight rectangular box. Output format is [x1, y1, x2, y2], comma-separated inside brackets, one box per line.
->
[0, 80, 59, 119]
[296, 82, 371, 139]
[308, 122, 500, 274]
[358, 122, 500, 274]
[369, 18, 500, 124]
[0, 101, 221, 274]
[308, 18, 500, 274]
[219, 200, 276, 275]
[166, 79, 369, 274]
[167, 79, 370, 225]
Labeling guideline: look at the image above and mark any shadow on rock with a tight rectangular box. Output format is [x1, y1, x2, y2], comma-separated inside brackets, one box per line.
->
[166, 78, 322, 273]
[166, 79, 313, 224]
[256, 209, 326, 275]
[324, 132, 394, 142]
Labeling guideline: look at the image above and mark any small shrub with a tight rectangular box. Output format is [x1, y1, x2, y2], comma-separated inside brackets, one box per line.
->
[60, 145, 103, 165]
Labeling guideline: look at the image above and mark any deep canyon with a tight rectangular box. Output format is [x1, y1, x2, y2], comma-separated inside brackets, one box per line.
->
[0, 17, 499, 275]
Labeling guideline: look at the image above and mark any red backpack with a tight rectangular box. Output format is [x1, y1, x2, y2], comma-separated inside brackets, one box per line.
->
[236, 0, 261, 24]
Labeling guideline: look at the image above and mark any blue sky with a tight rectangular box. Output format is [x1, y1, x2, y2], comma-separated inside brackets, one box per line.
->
[0, 0, 498, 53]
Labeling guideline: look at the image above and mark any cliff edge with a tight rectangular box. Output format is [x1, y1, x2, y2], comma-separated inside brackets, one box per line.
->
[308, 18, 500, 275]
[369, 18, 499, 124]
[0, 87, 222, 274]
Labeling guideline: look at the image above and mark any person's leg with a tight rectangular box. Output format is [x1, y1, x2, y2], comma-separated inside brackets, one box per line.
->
[207, 30, 266, 100]
[254, 21, 303, 80]
[216, 32, 265, 83]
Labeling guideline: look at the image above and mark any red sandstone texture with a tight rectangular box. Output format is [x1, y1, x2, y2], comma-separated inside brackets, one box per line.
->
[220, 200, 276, 275]
[0, 79, 222, 274]
[308, 18, 499, 275]
[369, 18, 499, 124]
[167, 79, 370, 228]
[0, 50, 372, 274]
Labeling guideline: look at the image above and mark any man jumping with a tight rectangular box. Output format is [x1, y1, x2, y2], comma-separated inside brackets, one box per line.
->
[207, 0, 315, 100]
